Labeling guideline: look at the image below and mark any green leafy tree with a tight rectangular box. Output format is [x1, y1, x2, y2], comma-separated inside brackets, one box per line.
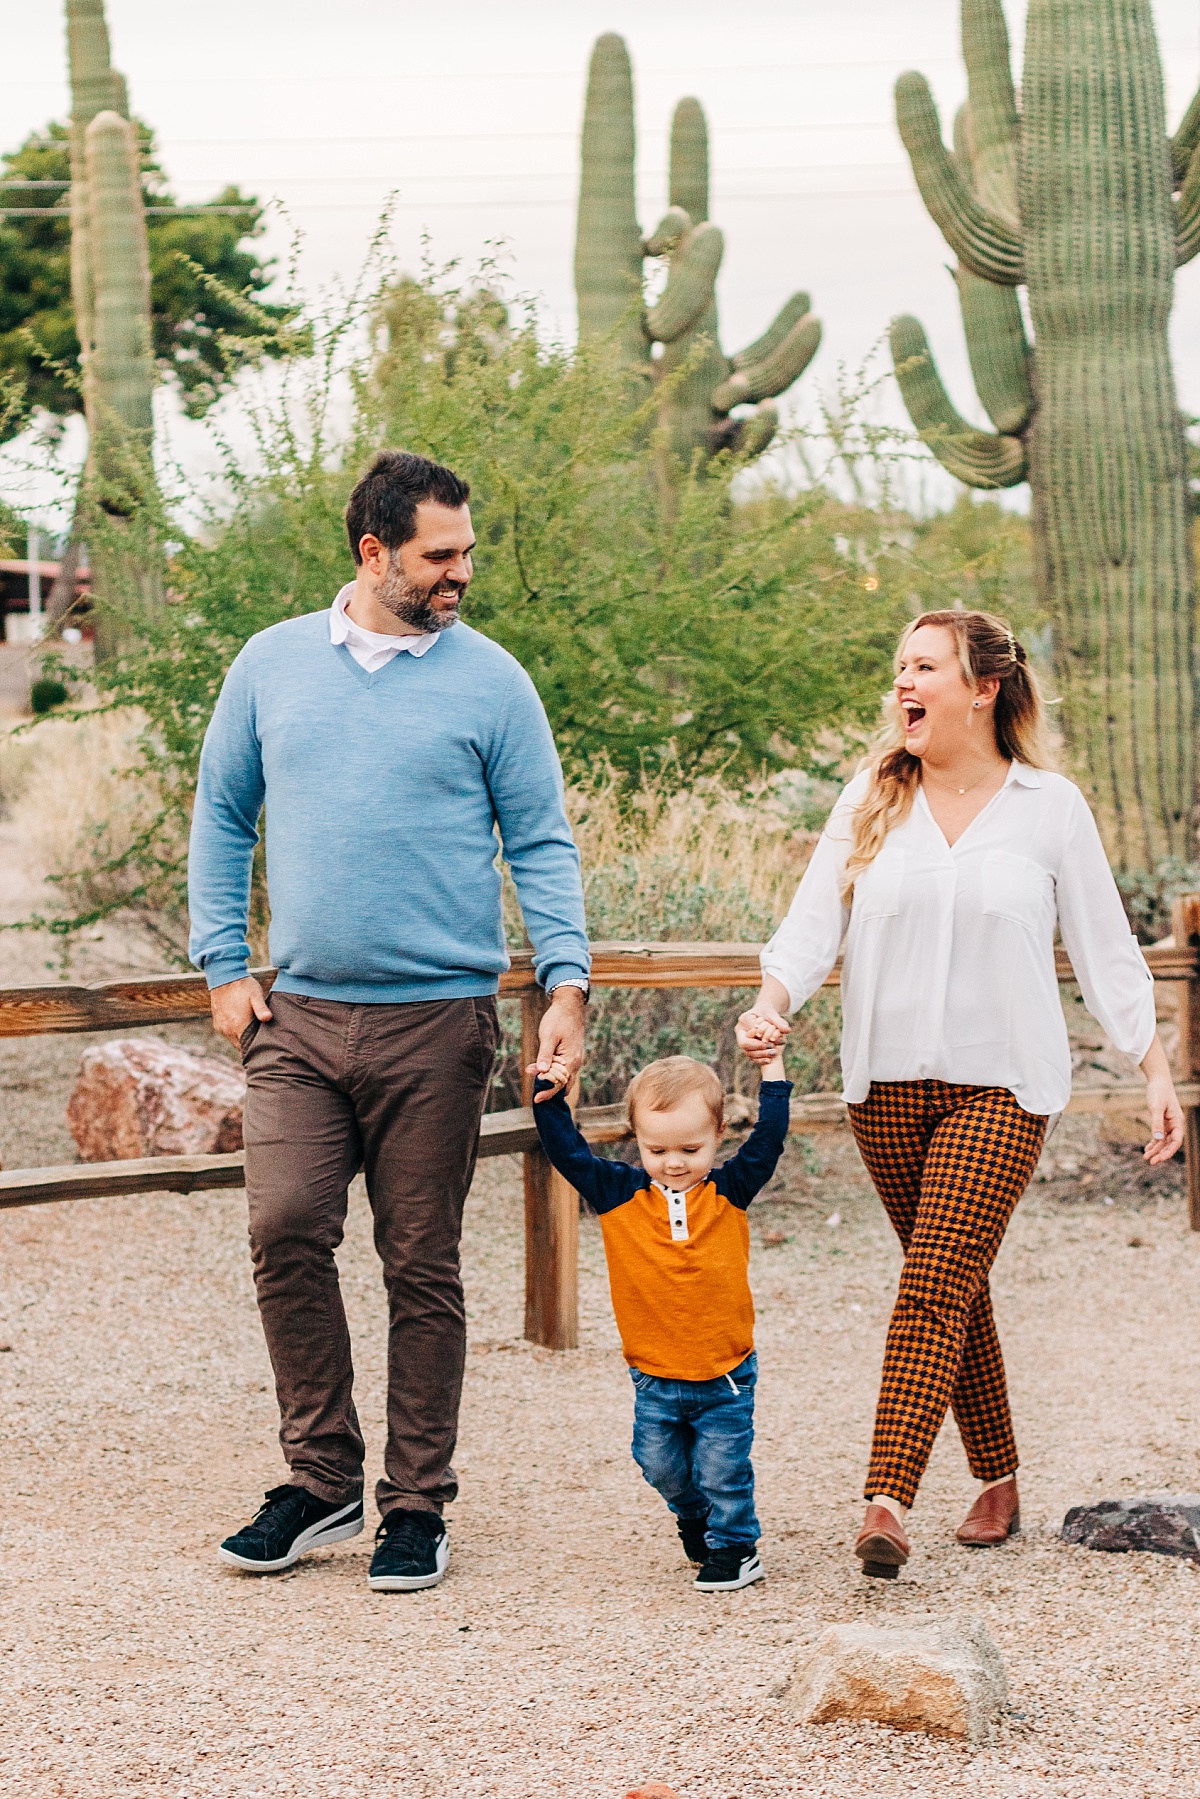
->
[40, 265, 908, 947]
[0, 120, 290, 436]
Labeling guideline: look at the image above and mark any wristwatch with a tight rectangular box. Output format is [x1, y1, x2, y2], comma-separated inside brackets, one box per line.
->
[549, 977, 590, 1003]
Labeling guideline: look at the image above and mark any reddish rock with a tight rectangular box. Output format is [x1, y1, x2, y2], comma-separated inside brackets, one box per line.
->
[624, 1788, 682, 1798]
[67, 1038, 246, 1161]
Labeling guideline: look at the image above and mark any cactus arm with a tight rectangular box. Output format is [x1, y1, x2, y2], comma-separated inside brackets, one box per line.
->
[734, 402, 778, 459]
[731, 293, 811, 371]
[642, 207, 690, 257]
[710, 401, 778, 459]
[66, 0, 127, 118]
[896, 72, 1024, 284]
[1170, 86, 1200, 183]
[955, 267, 1033, 434]
[669, 98, 709, 225]
[645, 222, 724, 345]
[574, 34, 645, 359]
[86, 111, 154, 437]
[960, 0, 1020, 222]
[890, 314, 1026, 488]
[1176, 142, 1200, 265]
[713, 313, 821, 411]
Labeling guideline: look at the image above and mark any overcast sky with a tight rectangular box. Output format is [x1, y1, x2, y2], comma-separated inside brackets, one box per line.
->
[6, 0, 1200, 514]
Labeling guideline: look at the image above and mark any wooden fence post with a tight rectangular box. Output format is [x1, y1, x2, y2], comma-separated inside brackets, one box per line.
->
[519, 988, 579, 1349]
[1171, 894, 1200, 1231]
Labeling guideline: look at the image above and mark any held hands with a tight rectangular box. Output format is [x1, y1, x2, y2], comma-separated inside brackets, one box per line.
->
[736, 1004, 790, 1066]
[736, 1001, 789, 1083]
[209, 974, 273, 1048]
[527, 985, 587, 1102]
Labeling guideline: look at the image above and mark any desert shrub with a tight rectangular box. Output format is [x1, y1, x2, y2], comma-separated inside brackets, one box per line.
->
[29, 676, 68, 715]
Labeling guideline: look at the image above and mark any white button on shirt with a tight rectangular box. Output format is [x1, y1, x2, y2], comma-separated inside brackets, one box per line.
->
[761, 762, 1156, 1116]
[329, 581, 439, 672]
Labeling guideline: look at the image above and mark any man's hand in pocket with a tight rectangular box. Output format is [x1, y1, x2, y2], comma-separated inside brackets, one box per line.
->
[210, 976, 273, 1048]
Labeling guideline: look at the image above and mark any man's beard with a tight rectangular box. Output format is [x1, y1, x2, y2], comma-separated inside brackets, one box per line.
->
[377, 557, 465, 634]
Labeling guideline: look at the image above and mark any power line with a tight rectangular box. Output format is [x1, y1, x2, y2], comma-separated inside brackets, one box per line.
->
[152, 121, 907, 149]
[0, 204, 260, 217]
[11, 57, 965, 93]
[1, 187, 921, 221]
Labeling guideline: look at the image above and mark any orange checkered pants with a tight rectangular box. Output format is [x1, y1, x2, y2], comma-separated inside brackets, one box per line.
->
[847, 1081, 1046, 1508]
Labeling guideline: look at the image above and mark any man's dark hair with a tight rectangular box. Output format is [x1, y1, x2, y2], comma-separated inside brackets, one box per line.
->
[344, 450, 470, 564]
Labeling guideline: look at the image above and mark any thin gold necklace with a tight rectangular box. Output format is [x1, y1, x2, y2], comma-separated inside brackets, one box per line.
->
[922, 761, 1006, 798]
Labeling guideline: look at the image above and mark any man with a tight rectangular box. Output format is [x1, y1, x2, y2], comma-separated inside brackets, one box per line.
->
[188, 449, 589, 1592]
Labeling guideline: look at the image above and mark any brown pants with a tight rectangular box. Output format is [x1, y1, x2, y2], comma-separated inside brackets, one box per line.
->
[847, 1081, 1047, 1509]
[241, 991, 499, 1518]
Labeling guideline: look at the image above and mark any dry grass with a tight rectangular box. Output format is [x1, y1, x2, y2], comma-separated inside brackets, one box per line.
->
[496, 767, 838, 1108]
[567, 768, 817, 940]
[0, 711, 186, 956]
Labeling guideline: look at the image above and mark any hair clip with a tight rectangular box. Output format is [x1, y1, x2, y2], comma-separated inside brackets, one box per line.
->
[1004, 626, 1018, 664]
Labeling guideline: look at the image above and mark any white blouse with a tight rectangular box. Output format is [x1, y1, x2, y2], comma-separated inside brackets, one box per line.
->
[761, 762, 1156, 1116]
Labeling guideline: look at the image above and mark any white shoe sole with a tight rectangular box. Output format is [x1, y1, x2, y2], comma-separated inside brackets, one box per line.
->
[368, 1531, 450, 1591]
[217, 1501, 364, 1573]
[694, 1554, 764, 1592]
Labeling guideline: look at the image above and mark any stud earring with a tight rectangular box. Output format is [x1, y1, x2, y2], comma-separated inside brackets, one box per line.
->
[973, 701, 980, 708]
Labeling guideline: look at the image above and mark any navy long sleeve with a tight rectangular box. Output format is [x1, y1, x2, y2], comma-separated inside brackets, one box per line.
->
[534, 1079, 793, 1212]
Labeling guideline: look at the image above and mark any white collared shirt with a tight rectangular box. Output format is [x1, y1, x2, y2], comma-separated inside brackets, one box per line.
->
[329, 581, 439, 672]
[761, 762, 1156, 1116]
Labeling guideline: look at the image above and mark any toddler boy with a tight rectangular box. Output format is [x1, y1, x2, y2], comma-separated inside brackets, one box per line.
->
[534, 1050, 791, 1590]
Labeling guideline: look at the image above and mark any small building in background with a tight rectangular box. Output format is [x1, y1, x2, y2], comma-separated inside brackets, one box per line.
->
[0, 558, 92, 643]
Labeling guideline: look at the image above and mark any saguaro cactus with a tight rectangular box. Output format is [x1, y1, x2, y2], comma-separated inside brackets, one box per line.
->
[573, 35, 821, 464]
[66, 0, 129, 383]
[84, 109, 159, 652]
[643, 104, 822, 461]
[890, 0, 1199, 869]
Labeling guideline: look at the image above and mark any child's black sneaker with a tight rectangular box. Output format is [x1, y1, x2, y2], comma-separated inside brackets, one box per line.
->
[368, 1508, 449, 1591]
[677, 1512, 710, 1563]
[694, 1543, 764, 1591]
[218, 1484, 363, 1573]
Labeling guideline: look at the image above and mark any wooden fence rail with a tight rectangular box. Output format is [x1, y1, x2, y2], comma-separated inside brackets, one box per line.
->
[2, 897, 1199, 1349]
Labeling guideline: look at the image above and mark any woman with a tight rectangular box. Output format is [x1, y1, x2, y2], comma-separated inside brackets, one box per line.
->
[737, 609, 1183, 1579]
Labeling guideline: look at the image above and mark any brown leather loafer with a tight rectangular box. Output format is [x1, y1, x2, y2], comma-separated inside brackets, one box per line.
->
[956, 1477, 1020, 1546]
[854, 1504, 910, 1579]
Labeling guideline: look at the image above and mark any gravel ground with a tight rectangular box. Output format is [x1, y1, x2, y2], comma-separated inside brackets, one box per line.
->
[3, 821, 1200, 1795]
[2, 1087, 1199, 1796]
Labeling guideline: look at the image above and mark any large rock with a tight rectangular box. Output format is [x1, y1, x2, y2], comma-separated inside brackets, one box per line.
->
[1062, 1498, 1200, 1562]
[787, 1616, 1007, 1745]
[68, 1038, 246, 1160]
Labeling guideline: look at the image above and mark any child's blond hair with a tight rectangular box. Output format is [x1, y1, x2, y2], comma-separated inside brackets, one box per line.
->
[626, 1056, 725, 1133]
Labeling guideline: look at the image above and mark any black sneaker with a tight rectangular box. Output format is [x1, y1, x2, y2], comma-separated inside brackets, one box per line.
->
[218, 1483, 364, 1573]
[694, 1543, 764, 1591]
[367, 1508, 449, 1591]
[677, 1513, 710, 1564]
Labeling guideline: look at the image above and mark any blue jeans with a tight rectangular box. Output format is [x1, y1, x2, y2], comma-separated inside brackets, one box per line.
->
[629, 1352, 759, 1549]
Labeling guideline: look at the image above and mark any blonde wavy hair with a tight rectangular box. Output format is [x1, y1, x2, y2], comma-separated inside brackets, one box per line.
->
[842, 609, 1055, 899]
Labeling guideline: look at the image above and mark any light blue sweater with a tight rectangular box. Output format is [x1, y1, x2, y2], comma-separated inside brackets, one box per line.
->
[187, 611, 590, 1002]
